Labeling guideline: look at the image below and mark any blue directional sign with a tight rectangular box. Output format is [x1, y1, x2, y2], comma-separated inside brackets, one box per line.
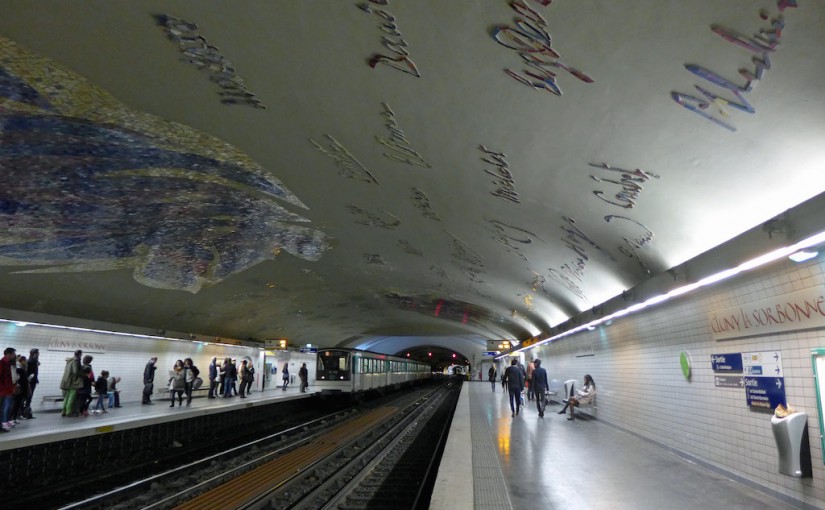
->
[299, 347, 318, 353]
[744, 376, 786, 410]
[711, 353, 743, 373]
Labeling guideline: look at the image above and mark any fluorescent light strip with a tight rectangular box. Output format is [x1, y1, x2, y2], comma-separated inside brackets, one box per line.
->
[511, 228, 825, 355]
[0, 318, 259, 349]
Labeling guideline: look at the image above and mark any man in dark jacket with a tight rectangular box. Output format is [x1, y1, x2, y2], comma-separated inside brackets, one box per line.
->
[531, 359, 549, 417]
[207, 357, 218, 399]
[298, 363, 308, 393]
[24, 348, 39, 418]
[143, 356, 157, 404]
[502, 359, 525, 417]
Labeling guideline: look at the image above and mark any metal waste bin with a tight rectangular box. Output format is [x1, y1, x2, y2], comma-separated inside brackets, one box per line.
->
[770, 412, 812, 477]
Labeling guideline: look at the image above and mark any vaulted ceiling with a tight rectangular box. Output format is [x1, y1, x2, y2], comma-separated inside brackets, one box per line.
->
[1, 1, 824, 355]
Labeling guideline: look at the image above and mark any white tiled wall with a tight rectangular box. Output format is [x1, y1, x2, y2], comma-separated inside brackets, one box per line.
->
[534, 257, 825, 508]
[0, 324, 316, 404]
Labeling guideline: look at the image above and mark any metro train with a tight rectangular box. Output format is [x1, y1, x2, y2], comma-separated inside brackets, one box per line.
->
[446, 364, 465, 376]
[314, 348, 432, 395]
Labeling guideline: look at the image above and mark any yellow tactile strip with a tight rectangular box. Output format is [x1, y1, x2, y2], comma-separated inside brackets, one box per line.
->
[175, 406, 399, 510]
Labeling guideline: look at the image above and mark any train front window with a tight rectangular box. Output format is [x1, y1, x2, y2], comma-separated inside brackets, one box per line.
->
[317, 351, 351, 380]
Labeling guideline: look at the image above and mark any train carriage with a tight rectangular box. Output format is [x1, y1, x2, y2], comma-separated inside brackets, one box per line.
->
[315, 348, 431, 395]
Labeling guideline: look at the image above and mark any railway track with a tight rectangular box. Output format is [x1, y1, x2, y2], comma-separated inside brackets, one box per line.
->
[59, 380, 459, 510]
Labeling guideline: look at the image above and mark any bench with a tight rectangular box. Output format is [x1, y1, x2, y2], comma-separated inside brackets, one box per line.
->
[160, 387, 209, 398]
[545, 379, 563, 404]
[41, 395, 64, 404]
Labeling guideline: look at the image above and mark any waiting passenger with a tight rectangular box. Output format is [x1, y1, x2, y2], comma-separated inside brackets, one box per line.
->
[1, 347, 16, 431]
[298, 363, 308, 393]
[502, 359, 525, 417]
[107, 374, 122, 408]
[77, 355, 95, 417]
[142, 356, 158, 405]
[208, 357, 218, 399]
[24, 348, 40, 419]
[488, 365, 497, 392]
[60, 350, 83, 416]
[531, 359, 549, 417]
[93, 370, 109, 414]
[223, 358, 237, 398]
[169, 360, 186, 407]
[183, 358, 199, 406]
[239, 360, 250, 398]
[11, 355, 29, 421]
[558, 374, 596, 420]
[282, 363, 289, 390]
[246, 364, 255, 394]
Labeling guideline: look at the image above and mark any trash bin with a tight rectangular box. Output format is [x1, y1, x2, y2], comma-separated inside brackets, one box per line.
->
[770, 412, 812, 478]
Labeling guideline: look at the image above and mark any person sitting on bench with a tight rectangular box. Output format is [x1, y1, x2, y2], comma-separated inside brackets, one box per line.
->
[558, 374, 596, 420]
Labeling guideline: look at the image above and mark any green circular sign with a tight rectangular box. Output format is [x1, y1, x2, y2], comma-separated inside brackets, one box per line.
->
[680, 351, 691, 380]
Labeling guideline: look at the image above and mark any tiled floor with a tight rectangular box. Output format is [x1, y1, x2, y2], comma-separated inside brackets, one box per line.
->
[436, 382, 802, 510]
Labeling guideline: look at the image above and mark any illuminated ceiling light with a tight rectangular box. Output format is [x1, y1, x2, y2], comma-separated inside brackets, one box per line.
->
[789, 250, 818, 262]
[511, 228, 825, 355]
[14, 322, 28, 327]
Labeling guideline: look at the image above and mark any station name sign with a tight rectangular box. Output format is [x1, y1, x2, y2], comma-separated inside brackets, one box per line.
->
[708, 286, 825, 340]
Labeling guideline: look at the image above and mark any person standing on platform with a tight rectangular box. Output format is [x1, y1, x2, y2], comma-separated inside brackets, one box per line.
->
[246, 364, 255, 394]
[24, 348, 39, 418]
[93, 370, 109, 414]
[1, 347, 17, 431]
[298, 363, 308, 392]
[169, 360, 185, 407]
[60, 350, 83, 417]
[108, 374, 121, 408]
[77, 355, 94, 417]
[239, 360, 250, 398]
[223, 358, 237, 398]
[488, 365, 497, 392]
[531, 359, 549, 417]
[502, 359, 525, 417]
[143, 356, 157, 405]
[207, 357, 218, 399]
[281, 363, 289, 390]
[183, 358, 199, 406]
[12, 356, 29, 421]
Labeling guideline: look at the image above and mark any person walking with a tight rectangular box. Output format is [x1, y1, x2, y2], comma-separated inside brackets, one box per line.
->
[60, 350, 83, 417]
[107, 373, 122, 408]
[143, 356, 157, 405]
[502, 359, 525, 417]
[183, 358, 199, 406]
[281, 363, 289, 390]
[531, 359, 549, 417]
[298, 363, 308, 393]
[239, 360, 250, 398]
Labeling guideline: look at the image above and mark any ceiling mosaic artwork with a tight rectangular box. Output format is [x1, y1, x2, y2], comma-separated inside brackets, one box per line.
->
[0, 0, 824, 355]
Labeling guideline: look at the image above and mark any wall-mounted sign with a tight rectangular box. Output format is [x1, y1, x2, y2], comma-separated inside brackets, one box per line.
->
[708, 287, 825, 341]
[743, 351, 785, 411]
[714, 375, 744, 388]
[711, 353, 743, 373]
[47, 339, 106, 354]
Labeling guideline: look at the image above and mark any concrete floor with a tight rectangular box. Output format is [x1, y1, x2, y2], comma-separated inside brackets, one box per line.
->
[435, 382, 801, 510]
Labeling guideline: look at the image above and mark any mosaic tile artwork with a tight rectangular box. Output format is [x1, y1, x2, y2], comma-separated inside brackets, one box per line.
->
[0, 36, 328, 293]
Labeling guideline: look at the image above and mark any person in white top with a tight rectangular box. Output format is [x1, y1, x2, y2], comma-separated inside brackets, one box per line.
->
[558, 374, 596, 421]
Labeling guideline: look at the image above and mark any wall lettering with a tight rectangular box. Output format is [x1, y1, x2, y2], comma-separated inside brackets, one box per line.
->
[346, 204, 400, 229]
[491, 0, 593, 95]
[479, 145, 520, 203]
[589, 162, 660, 210]
[358, 1, 421, 77]
[154, 15, 265, 108]
[378, 103, 431, 167]
[398, 239, 423, 256]
[310, 135, 380, 184]
[411, 188, 442, 221]
[670, 0, 796, 132]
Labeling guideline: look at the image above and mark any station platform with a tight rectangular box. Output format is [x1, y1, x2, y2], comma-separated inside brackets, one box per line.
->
[0, 385, 312, 451]
[432, 381, 799, 510]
